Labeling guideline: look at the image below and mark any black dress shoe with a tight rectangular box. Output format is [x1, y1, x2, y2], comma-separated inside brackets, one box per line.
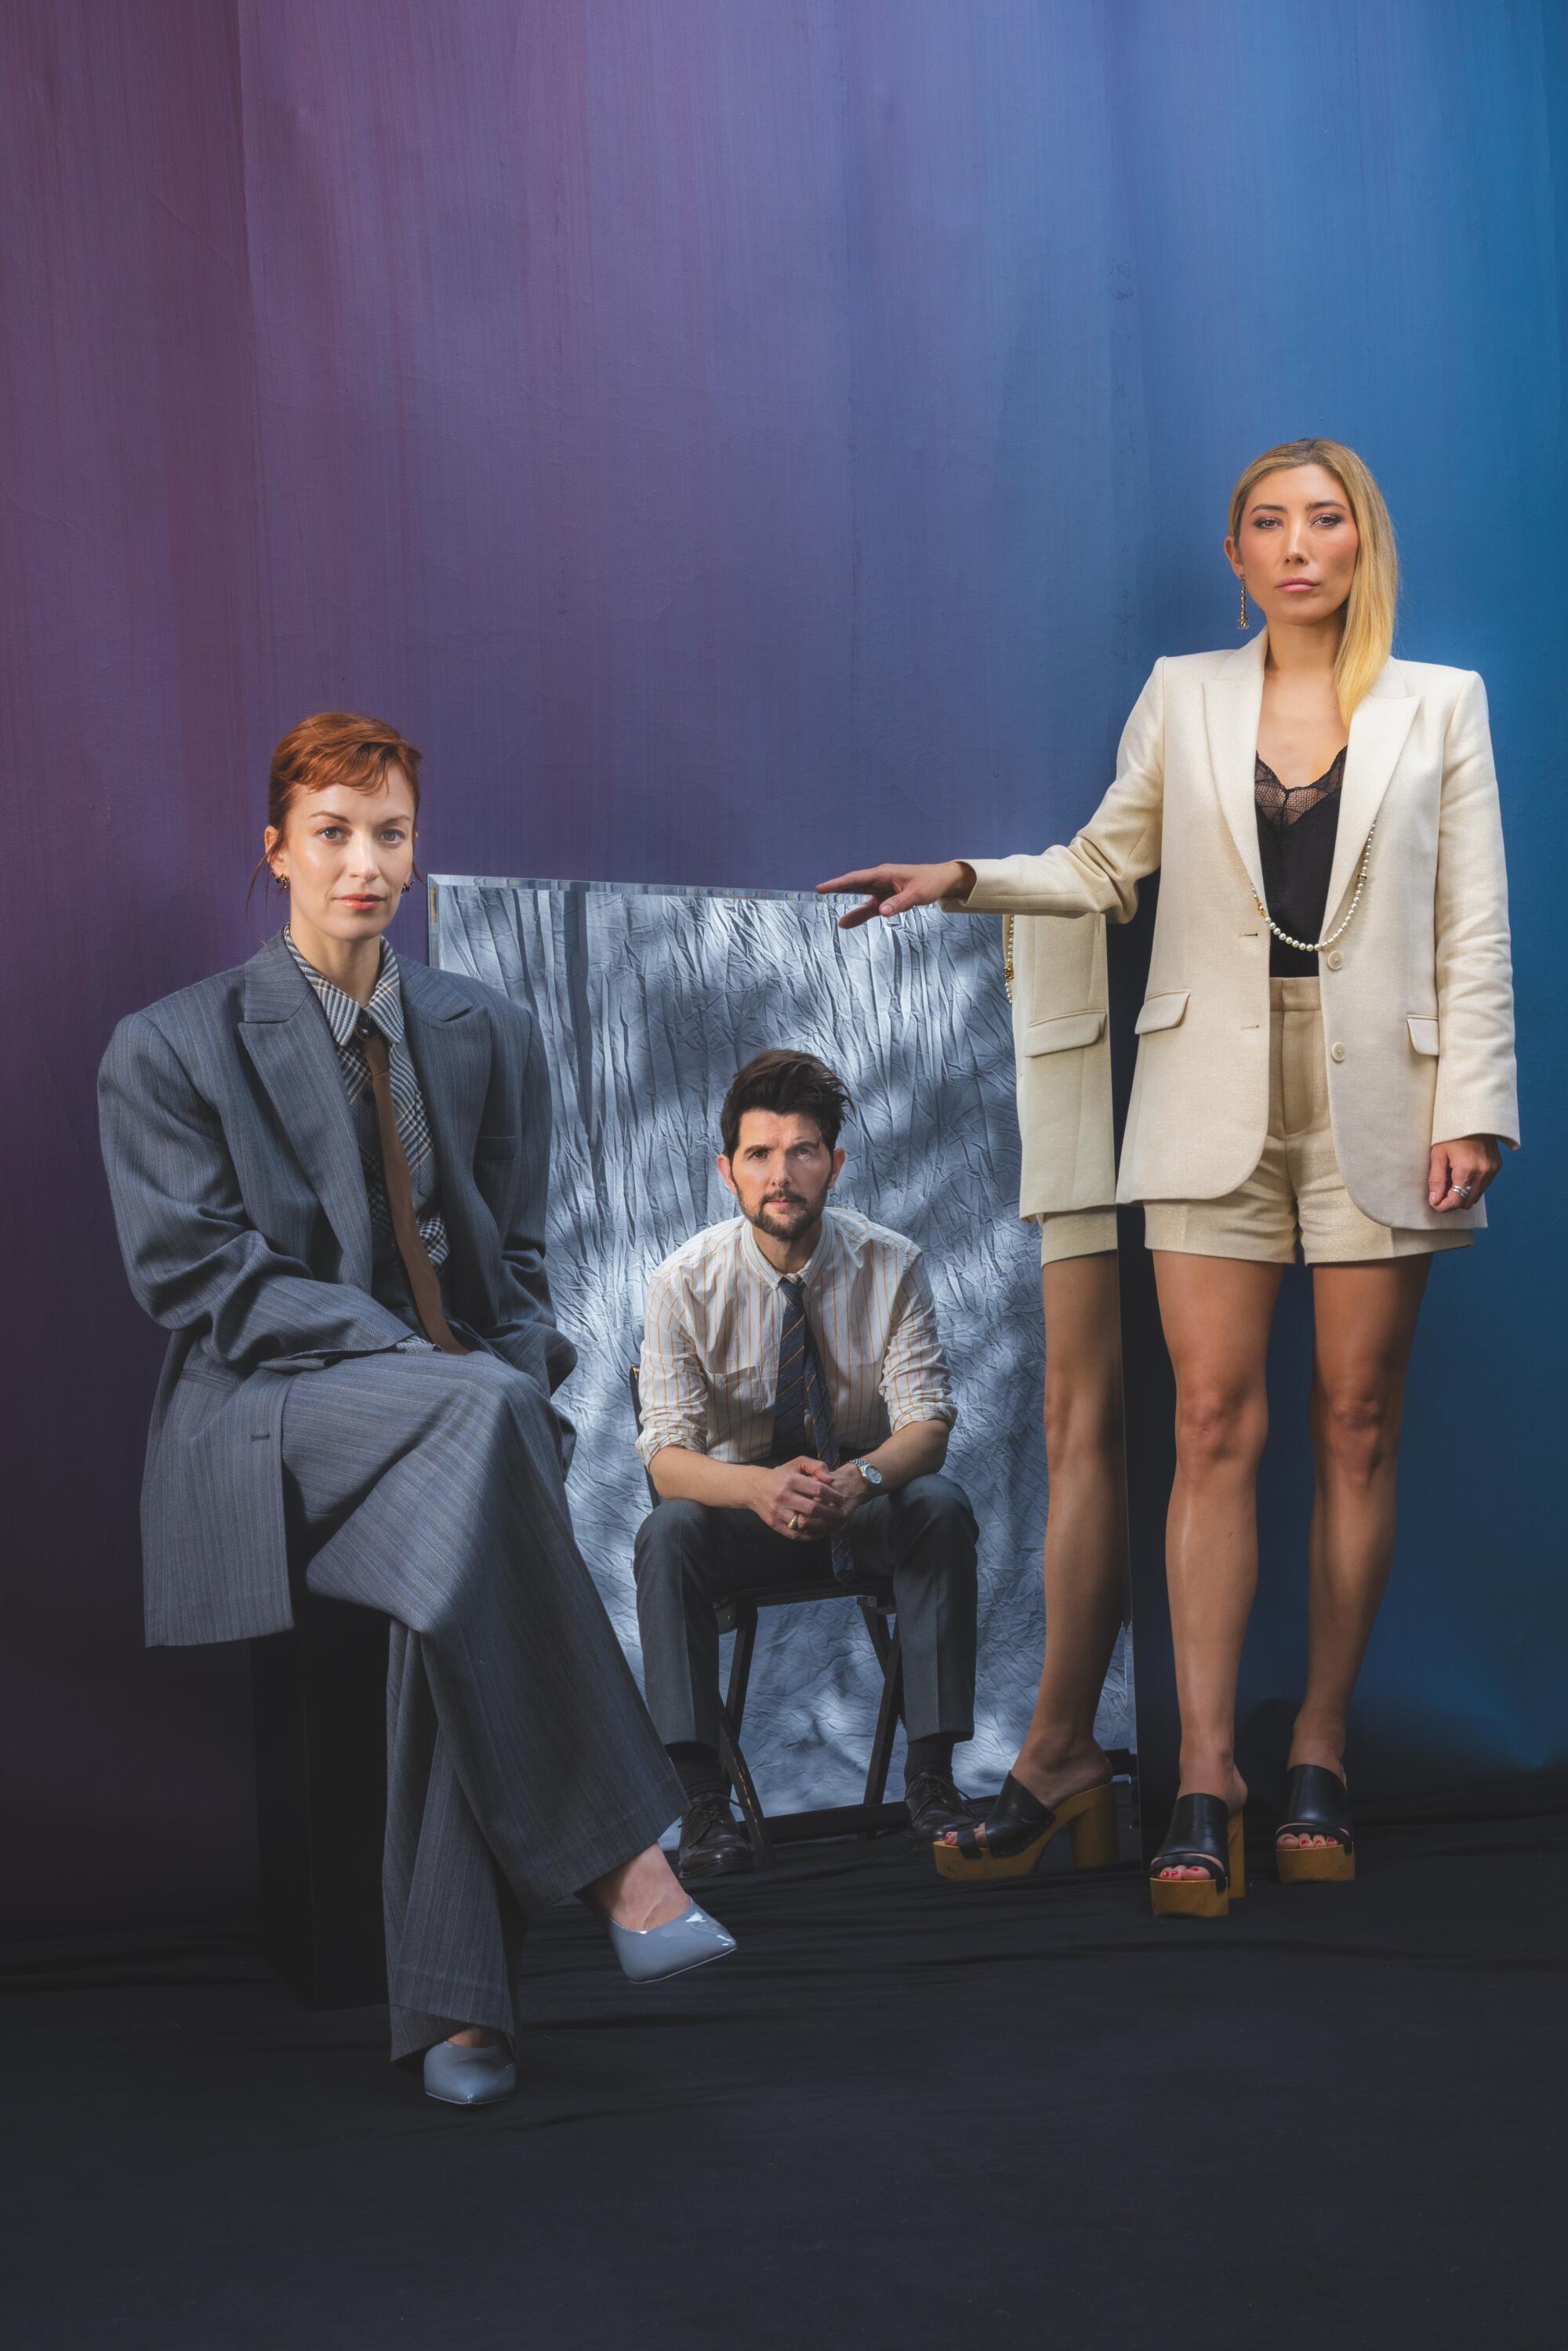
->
[677, 1792, 754, 1880]
[904, 1772, 982, 1845]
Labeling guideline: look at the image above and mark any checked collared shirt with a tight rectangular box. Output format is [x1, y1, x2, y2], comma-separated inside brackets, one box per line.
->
[285, 928, 449, 1272]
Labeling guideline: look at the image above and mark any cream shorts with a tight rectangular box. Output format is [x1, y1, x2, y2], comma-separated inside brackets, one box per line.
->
[1142, 978, 1473, 1267]
[1036, 1207, 1119, 1266]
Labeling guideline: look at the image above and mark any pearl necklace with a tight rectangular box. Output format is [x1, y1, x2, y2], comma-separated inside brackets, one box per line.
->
[1254, 819, 1375, 957]
[1004, 822, 1374, 988]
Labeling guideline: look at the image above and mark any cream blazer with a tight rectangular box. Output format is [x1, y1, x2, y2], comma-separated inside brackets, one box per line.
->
[1005, 909, 1119, 1217]
[956, 633, 1519, 1232]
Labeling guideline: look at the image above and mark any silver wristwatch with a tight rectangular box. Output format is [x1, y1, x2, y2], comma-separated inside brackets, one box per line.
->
[851, 1458, 884, 1491]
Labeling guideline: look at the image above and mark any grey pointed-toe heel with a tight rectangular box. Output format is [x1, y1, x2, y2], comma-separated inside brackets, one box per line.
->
[608, 1900, 737, 1985]
[422, 2038, 517, 2106]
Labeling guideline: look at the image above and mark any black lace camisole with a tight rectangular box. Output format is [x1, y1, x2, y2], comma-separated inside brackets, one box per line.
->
[1254, 745, 1347, 978]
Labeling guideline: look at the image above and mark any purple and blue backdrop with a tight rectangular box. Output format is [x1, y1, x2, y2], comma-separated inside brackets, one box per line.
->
[4, 0, 1563, 1934]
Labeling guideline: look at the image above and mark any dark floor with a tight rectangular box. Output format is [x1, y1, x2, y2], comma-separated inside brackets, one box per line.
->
[5, 1805, 1564, 2351]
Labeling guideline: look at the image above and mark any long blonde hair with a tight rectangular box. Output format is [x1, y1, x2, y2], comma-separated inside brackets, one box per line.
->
[1228, 437, 1397, 720]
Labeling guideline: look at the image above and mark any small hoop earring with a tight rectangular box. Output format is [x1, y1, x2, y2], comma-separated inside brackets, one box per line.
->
[401, 880, 412, 894]
[1236, 577, 1250, 632]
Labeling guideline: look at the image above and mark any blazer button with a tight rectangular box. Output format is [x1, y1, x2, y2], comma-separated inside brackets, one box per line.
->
[1330, 1041, 1347, 1062]
[1326, 950, 1344, 971]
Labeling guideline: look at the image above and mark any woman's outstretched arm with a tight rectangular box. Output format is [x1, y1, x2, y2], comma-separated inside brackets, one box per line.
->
[819, 658, 1166, 927]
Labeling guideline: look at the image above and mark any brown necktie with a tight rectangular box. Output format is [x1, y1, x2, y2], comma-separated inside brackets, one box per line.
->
[357, 1019, 469, 1356]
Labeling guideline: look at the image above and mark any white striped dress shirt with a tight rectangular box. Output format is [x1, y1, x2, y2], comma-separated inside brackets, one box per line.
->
[635, 1206, 956, 1469]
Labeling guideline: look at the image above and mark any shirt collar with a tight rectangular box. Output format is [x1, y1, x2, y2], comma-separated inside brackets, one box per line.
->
[742, 1208, 838, 1293]
[285, 927, 404, 1049]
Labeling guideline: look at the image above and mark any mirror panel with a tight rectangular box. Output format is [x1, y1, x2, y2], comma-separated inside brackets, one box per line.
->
[432, 873, 1134, 1828]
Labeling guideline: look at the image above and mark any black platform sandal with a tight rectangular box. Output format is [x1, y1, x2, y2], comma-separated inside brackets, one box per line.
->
[1276, 1763, 1355, 1883]
[1148, 1793, 1246, 1918]
[932, 1772, 1118, 1882]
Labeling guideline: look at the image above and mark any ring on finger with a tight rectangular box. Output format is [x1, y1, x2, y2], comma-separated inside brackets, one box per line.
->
[1452, 1181, 1473, 1201]
[788, 1512, 800, 1532]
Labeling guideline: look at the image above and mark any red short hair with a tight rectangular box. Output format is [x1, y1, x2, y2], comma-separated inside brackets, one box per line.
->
[252, 711, 423, 910]
[269, 710, 423, 834]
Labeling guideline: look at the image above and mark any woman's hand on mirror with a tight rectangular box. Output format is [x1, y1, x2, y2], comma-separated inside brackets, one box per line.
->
[815, 862, 973, 930]
[1428, 1134, 1501, 1211]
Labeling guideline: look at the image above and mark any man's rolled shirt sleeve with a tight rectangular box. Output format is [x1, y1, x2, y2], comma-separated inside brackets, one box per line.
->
[880, 1256, 956, 1433]
[635, 1264, 711, 1465]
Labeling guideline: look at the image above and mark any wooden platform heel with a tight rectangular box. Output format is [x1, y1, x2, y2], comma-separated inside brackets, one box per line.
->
[1148, 1794, 1246, 1918]
[1276, 1763, 1356, 1883]
[933, 1773, 1118, 1883]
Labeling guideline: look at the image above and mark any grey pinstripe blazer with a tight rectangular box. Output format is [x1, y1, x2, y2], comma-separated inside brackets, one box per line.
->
[98, 931, 575, 1649]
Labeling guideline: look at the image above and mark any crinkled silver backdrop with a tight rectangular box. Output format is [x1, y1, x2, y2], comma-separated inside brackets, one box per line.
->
[431, 877, 1133, 1812]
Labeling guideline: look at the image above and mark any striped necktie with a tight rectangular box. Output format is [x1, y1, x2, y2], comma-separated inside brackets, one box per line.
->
[774, 1275, 852, 1581]
[357, 1018, 467, 1357]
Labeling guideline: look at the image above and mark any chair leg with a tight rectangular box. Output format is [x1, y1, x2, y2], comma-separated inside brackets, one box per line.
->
[718, 1708, 773, 1867]
[716, 1604, 757, 1809]
[862, 1624, 905, 1823]
[858, 1597, 892, 1672]
[724, 1603, 758, 1743]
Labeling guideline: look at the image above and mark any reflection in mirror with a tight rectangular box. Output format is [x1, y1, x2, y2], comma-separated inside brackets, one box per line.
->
[992, 910, 1134, 1869]
[430, 876, 1134, 1842]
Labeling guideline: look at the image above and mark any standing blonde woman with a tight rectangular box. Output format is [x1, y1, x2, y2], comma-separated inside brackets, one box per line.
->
[822, 438, 1518, 1916]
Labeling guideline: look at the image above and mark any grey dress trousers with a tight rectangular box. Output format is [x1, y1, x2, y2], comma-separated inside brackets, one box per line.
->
[634, 1477, 978, 1758]
[99, 934, 682, 2061]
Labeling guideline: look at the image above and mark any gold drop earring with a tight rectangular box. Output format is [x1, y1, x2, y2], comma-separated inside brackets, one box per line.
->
[1236, 575, 1250, 632]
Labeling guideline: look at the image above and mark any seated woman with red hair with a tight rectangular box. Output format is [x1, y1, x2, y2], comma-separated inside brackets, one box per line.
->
[99, 711, 735, 2107]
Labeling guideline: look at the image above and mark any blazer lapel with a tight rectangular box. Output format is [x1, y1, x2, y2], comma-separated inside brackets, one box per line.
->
[238, 935, 372, 1287]
[1204, 638, 1420, 923]
[1324, 671, 1418, 922]
[399, 958, 490, 1286]
[1202, 633, 1269, 905]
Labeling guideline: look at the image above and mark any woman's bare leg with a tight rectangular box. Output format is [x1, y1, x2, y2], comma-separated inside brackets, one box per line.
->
[1014, 1251, 1129, 1801]
[946, 1250, 1127, 1848]
[1152, 1251, 1285, 1874]
[1280, 1257, 1430, 1849]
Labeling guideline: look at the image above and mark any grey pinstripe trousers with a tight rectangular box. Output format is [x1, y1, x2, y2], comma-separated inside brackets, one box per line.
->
[633, 1475, 978, 1756]
[281, 1348, 683, 2062]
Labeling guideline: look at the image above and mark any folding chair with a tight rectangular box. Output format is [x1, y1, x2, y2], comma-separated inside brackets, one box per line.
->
[630, 1366, 906, 1867]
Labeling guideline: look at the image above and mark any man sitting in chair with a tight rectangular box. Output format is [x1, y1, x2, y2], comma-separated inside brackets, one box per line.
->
[634, 1047, 980, 1879]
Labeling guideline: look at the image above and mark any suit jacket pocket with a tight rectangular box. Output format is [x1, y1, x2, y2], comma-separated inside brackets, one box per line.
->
[476, 1133, 518, 1159]
[1406, 1016, 1440, 1057]
[1023, 1011, 1106, 1056]
[1134, 989, 1190, 1035]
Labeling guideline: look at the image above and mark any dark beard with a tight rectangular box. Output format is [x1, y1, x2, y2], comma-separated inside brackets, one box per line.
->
[746, 1188, 828, 1243]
